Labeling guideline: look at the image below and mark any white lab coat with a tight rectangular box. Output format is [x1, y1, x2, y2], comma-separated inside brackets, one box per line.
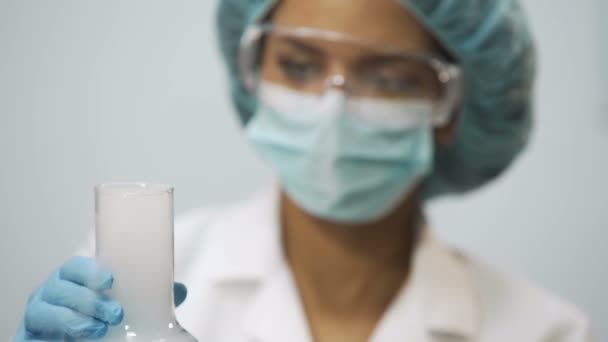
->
[80, 186, 593, 342]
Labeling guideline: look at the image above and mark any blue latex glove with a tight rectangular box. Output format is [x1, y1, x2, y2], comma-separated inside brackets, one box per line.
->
[14, 256, 188, 341]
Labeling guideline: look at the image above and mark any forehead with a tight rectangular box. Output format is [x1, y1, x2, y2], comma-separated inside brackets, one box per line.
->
[269, 0, 435, 52]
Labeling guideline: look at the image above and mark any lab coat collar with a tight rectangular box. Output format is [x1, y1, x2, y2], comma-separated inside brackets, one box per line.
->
[414, 228, 480, 338]
[202, 186, 479, 340]
[199, 186, 283, 282]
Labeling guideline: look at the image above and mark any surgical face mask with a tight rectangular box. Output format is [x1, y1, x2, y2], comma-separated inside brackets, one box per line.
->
[246, 81, 434, 223]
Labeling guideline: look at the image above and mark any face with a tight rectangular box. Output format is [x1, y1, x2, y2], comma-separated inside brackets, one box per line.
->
[260, 0, 458, 143]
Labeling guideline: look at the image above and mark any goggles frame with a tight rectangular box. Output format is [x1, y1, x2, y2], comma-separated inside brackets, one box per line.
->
[239, 24, 463, 127]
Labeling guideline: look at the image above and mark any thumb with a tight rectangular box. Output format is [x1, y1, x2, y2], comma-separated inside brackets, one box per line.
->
[173, 282, 187, 307]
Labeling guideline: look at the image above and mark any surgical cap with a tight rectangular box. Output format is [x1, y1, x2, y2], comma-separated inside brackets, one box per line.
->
[216, 0, 536, 199]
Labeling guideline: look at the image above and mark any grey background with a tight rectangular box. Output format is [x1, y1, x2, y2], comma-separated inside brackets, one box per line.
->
[602, 0, 608, 116]
[1, 0, 606, 339]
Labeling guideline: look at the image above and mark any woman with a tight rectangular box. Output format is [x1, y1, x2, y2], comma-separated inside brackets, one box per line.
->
[15, 0, 592, 341]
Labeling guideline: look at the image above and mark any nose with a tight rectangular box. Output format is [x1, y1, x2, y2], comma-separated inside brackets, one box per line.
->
[326, 74, 347, 90]
[322, 59, 350, 91]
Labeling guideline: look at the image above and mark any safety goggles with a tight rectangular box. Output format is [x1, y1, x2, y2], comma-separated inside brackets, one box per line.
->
[239, 24, 463, 127]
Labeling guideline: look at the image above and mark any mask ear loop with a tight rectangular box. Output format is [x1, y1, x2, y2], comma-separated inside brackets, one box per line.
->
[432, 64, 463, 127]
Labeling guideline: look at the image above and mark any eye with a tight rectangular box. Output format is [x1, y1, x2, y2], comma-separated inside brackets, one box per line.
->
[277, 55, 324, 82]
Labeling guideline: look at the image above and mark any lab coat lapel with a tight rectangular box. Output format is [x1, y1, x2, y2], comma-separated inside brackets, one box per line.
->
[370, 228, 479, 342]
[370, 277, 429, 342]
[200, 186, 312, 342]
[418, 230, 479, 340]
[242, 267, 313, 342]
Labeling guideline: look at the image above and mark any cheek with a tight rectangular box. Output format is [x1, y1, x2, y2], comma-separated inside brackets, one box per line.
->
[259, 42, 286, 83]
[260, 58, 274, 80]
[433, 114, 459, 146]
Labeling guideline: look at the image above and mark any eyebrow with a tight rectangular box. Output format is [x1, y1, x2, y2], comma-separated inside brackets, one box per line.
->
[277, 37, 325, 56]
[357, 54, 417, 67]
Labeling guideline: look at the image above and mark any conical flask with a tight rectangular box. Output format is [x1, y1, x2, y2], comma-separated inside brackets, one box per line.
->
[95, 183, 197, 342]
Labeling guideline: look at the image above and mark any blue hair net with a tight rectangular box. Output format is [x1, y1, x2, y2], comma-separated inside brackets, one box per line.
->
[216, 0, 536, 199]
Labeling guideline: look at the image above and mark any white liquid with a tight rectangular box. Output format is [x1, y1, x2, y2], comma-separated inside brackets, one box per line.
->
[95, 184, 194, 341]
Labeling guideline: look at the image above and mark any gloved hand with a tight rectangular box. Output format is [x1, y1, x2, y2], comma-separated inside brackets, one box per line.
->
[14, 256, 188, 341]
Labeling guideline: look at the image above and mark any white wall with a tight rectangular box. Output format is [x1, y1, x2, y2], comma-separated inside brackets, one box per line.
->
[0, 0, 606, 339]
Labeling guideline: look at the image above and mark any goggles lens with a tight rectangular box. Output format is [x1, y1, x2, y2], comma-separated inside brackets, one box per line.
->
[239, 25, 462, 126]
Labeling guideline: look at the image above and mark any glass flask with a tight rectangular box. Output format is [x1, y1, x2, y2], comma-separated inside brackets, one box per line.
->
[95, 183, 197, 342]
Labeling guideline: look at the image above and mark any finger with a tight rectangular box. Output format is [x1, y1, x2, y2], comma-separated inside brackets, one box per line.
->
[14, 321, 67, 342]
[41, 275, 123, 325]
[59, 256, 113, 291]
[25, 301, 107, 339]
[174, 282, 187, 307]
